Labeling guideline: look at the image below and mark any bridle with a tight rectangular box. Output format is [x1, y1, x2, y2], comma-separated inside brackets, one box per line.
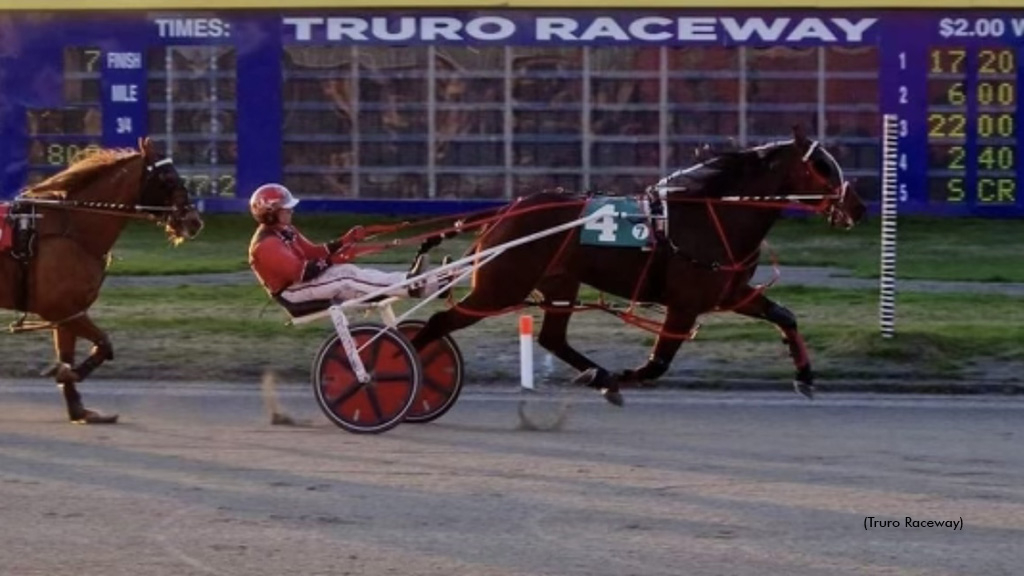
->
[140, 157, 198, 231]
[798, 141, 853, 227]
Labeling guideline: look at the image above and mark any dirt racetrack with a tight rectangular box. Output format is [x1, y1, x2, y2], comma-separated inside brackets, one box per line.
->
[1, 381, 1022, 576]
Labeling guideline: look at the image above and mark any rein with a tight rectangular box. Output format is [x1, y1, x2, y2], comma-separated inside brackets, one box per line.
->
[342, 200, 588, 259]
[652, 188, 842, 214]
[14, 198, 175, 221]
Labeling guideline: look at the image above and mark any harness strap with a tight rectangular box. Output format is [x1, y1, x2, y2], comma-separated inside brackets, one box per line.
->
[5, 205, 38, 325]
[625, 245, 661, 311]
[9, 310, 87, 333]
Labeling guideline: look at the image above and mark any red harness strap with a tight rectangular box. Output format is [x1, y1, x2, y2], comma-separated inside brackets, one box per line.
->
[0, 204, 12, 253]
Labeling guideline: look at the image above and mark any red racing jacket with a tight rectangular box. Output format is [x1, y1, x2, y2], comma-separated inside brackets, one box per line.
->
[248, 224, 358, 295]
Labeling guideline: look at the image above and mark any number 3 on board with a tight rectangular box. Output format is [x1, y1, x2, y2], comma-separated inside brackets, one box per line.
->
[584, 204, 618, 242]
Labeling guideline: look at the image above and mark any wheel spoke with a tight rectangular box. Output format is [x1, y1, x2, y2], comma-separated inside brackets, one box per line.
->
[375, 371, 412, 383]
[365, 386, 385, 421]
[364, 336, 383, 370]
[328, 381, 365, 409]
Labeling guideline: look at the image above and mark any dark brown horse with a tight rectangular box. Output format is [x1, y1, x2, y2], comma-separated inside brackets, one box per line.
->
[1, 137, 204, 423]
[411, 127, 866, 406]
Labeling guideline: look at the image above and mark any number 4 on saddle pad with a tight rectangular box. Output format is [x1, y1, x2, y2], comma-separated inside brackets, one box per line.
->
[579, 196, 652, 249]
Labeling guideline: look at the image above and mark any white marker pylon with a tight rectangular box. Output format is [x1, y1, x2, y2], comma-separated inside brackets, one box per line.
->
[519, 315, 534, 391]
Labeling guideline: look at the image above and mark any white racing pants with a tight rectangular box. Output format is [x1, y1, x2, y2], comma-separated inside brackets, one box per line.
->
[279, 263, 439, 305]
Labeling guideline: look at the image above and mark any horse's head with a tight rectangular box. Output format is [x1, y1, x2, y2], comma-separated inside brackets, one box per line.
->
[137, 137, 204, 243]
[764, 126, 867, 229]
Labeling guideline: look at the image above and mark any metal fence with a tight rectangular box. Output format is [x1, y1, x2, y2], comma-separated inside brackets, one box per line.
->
[58, 44, 881, 201]
[277, 45, 881, 201]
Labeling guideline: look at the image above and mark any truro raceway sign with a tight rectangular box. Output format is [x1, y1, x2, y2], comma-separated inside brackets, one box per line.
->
[282, 14, 881, 45]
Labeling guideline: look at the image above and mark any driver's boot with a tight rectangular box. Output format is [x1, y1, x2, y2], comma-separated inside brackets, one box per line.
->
[406, 254, 457, 299]
[436, 255, 454, 299]
[406, 254, 431, 298]
[407, 253, 428, 279]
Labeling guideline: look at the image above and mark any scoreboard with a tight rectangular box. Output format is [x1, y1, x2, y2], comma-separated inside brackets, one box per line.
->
[927, 48, 1016, 206]
[880, 16, 1024, 214]
[0, 9, 1023, 215]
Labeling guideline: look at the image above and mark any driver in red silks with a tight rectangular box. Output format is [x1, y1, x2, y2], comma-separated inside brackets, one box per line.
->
[247, 183, 450, 310]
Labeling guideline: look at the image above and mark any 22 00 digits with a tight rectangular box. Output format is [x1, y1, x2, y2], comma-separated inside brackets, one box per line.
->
[928, 113, 967, 138]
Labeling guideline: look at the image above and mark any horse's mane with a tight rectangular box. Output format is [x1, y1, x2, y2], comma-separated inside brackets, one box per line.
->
[656, 140, 791, 199]
[20, 148, 139, 199]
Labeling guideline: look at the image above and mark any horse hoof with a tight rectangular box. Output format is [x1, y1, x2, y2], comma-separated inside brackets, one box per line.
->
[793, 381, 815, 400]
[602, 389, 625, 407]
[46, 363, 80, 384]
[572, 368, 600, 387]
[71, 410, 119, 425]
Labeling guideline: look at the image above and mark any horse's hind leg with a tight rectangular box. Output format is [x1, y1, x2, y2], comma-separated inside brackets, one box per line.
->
[411, 244, 557, 363]
[51, 316, 118, 424]
[412, 219, 567, 343]
[410, 262, 542, 353]
[728, 288, 814, 399]
[410, 305, 487, 354]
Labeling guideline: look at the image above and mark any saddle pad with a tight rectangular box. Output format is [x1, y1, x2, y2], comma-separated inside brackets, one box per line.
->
[0, 203, 12, 253]
[579, 196, 651, 248]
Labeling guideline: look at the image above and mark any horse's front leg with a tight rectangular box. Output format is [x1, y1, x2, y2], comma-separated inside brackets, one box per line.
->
[531, 276, 624, 407]
[728, 288, 814, 399]
[618, 305, 699, 386]
[50, 316, 118, 424]
[540, 307, 625, 406]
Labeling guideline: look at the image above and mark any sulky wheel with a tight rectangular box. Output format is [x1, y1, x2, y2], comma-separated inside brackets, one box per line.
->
[397, 320, 465, 424]
[311, 322, 422, 434]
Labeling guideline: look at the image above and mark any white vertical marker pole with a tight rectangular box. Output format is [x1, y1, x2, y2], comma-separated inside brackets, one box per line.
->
[879, 113, 899, 339]
[519, 315, 535, 390]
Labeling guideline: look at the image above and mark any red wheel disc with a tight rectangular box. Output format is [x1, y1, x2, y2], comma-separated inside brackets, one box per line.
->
[398, 321, 464, 423]
[314, 325, 421, 433]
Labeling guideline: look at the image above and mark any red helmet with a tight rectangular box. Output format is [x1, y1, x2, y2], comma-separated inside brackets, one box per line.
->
[249, 183, 299, 224]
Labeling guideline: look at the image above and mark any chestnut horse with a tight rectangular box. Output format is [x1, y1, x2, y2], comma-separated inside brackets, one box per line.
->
[412, 127, 867, 406]
[0, 137, 203, 423]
